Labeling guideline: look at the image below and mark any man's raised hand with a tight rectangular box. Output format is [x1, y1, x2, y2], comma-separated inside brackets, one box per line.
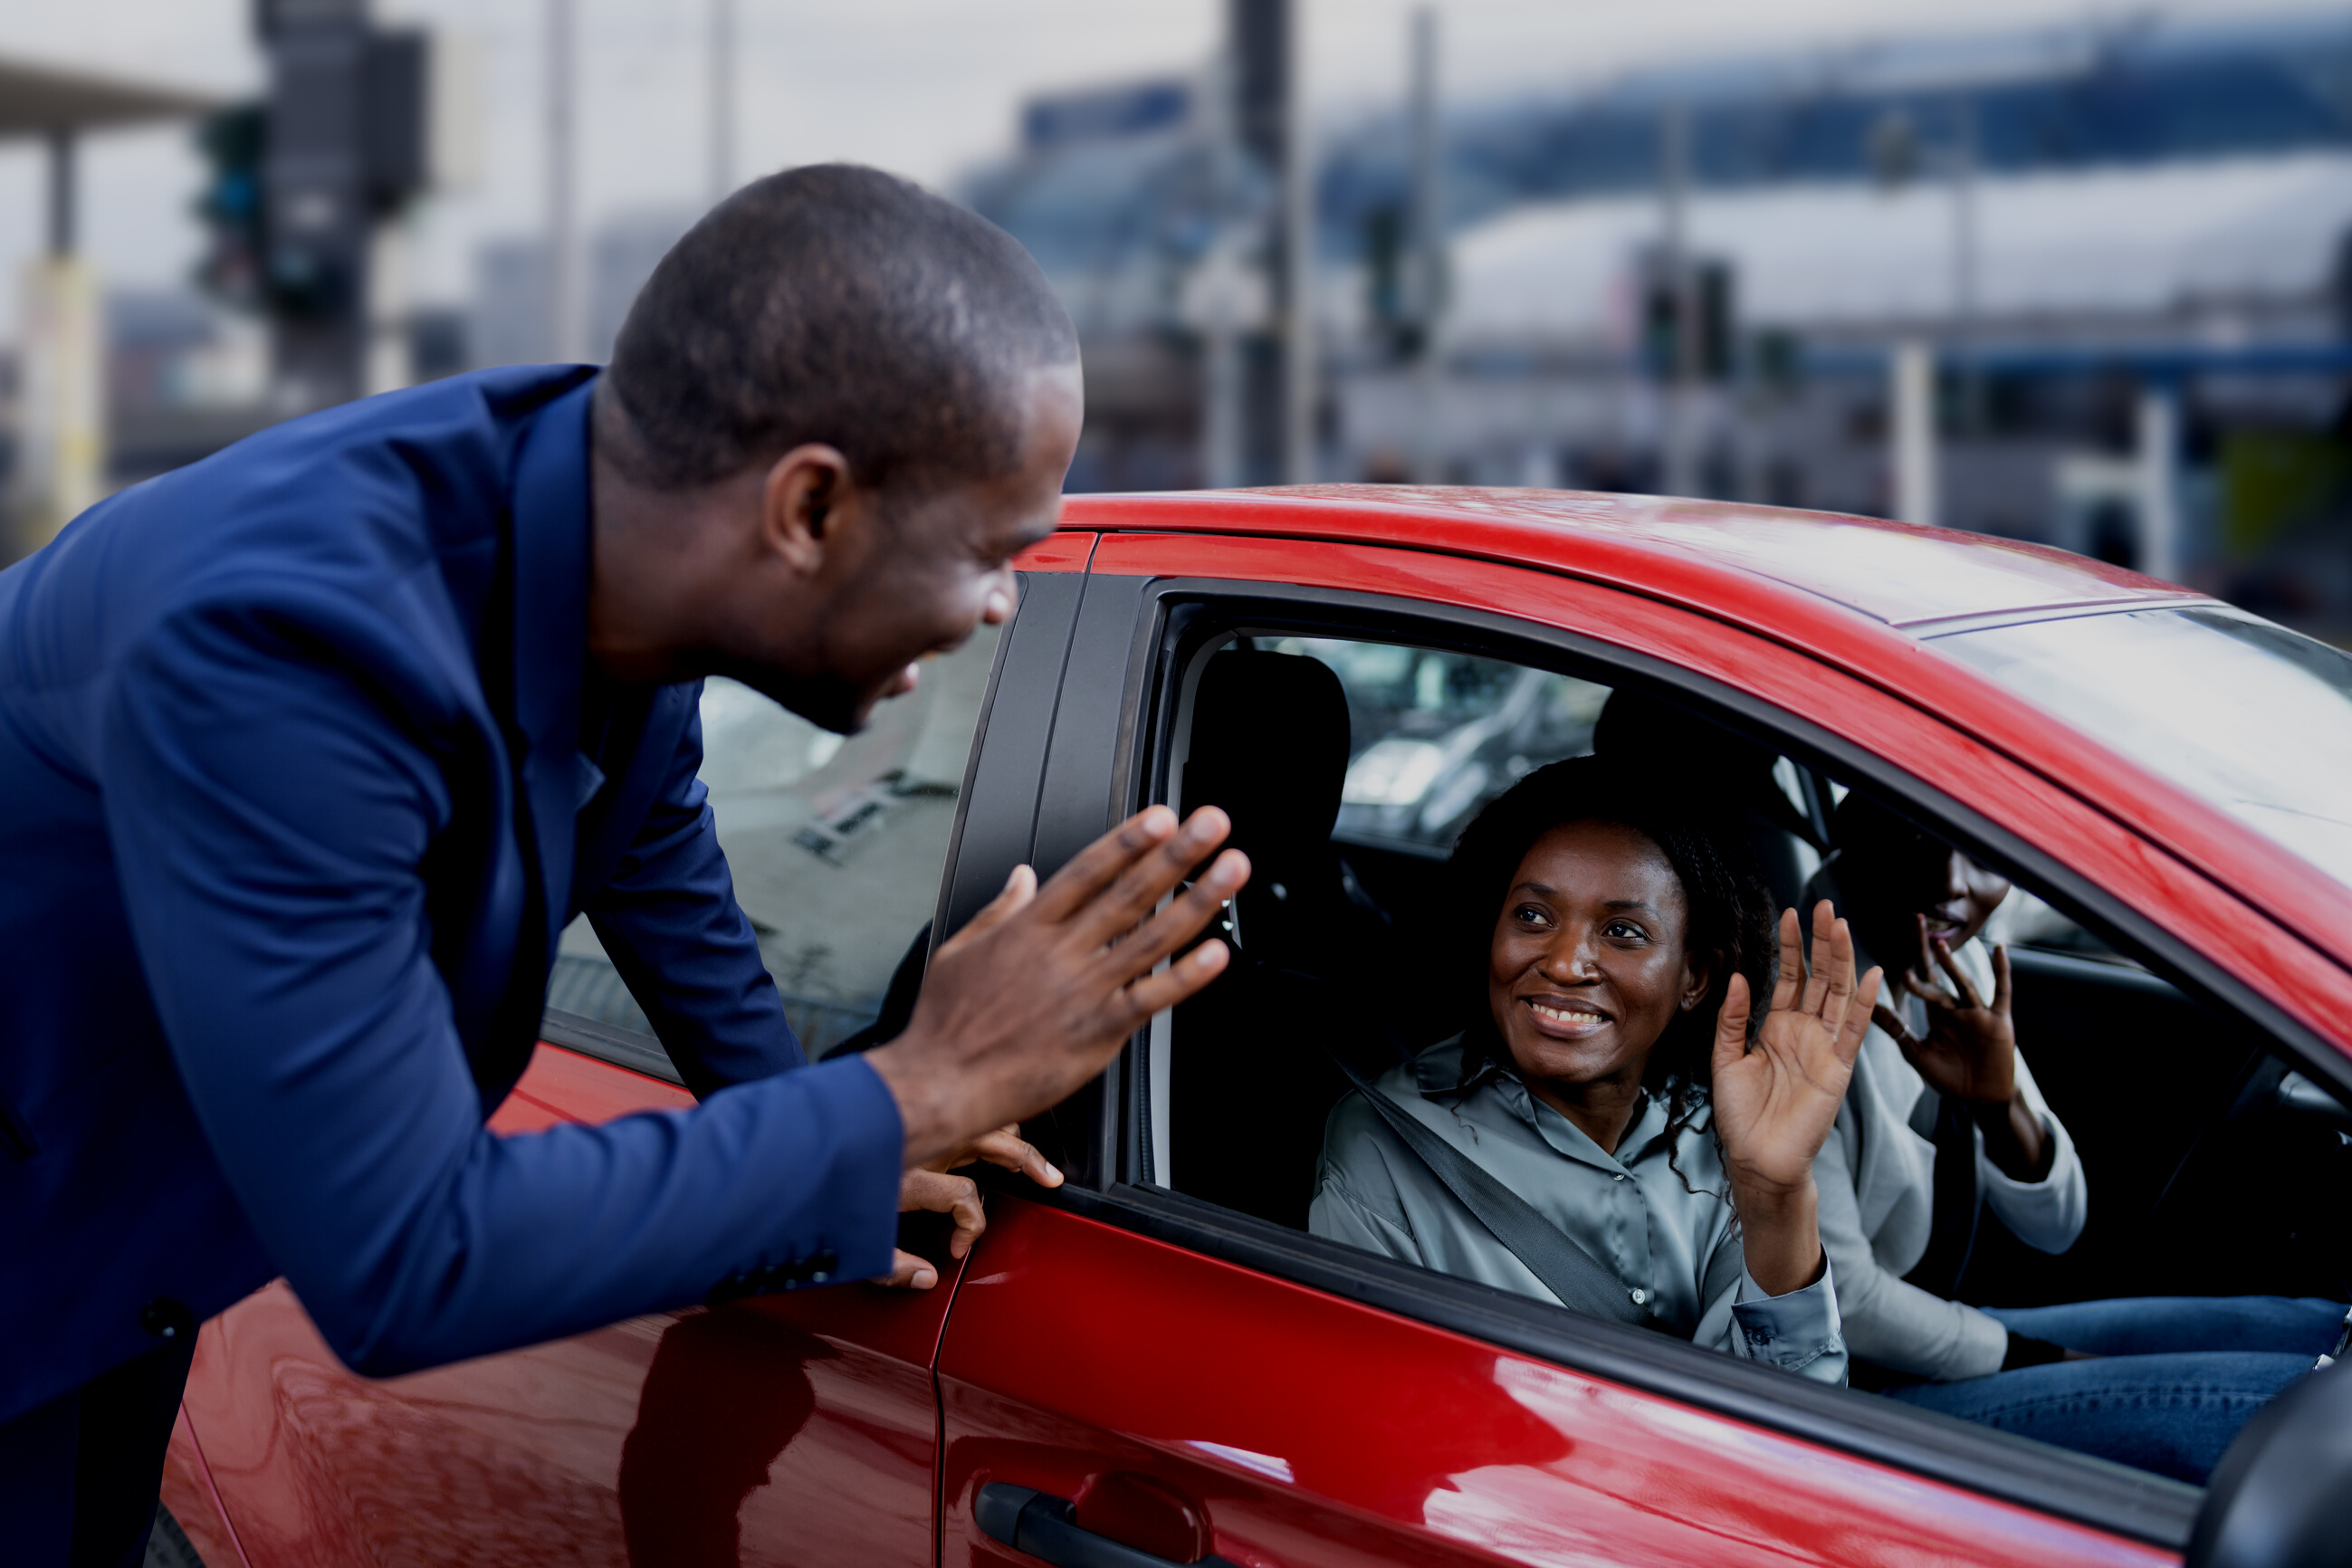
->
[865, 805, 1248, 1172]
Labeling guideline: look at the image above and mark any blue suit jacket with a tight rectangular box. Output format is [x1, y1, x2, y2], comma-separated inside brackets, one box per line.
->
[0, 366, 901, 1423]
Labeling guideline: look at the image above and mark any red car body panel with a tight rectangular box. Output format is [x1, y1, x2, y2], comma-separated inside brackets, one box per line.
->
[159, 1407, 249, 1568]
[166, 491, 2351, 1565]
[1018, 531, 1097, 575]
[173, 1047, 964, 1567]
[939, 1197, 2170, 1568]
[1063, 489, 2177, 627]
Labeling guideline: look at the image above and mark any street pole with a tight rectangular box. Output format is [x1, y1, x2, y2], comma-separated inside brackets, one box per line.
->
[1660, 99, 1697, 498]
[1951, 97, 1980, 437]
[1279, 0, 1314, 484]
[1408, 6, 1440, 484]
[14, 128, 102, 546]
[46, 129, 75, 258]
[1200, 48, 1244, 491]
[2137, 381, 2180, 580]
[709, 0, 736, 206]
[1891, 339, 1937, 528]
[547, 0, 583, 363]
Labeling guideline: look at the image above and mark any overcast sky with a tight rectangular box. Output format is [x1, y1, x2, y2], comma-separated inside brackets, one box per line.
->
[0, 0, 2318, 338]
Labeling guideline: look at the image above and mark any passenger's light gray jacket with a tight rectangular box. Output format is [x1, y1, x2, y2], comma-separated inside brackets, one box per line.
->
[1310, 1036, 1848, 1383]
[1815, 937, 2088, 1382]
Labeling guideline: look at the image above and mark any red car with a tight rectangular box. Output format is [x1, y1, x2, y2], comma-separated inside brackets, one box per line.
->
[158, 489, 2352, 1568]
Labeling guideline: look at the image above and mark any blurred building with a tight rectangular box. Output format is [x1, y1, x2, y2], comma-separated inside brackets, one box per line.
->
[966, 5, 2352, 635]
[965, 76, 1219, 492]
[469, 207, 700, 369]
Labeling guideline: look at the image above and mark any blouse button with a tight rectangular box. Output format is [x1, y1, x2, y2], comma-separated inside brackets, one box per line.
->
[1630, 1287, 1649, 1305]
[1612, 1172, 1627, 1182]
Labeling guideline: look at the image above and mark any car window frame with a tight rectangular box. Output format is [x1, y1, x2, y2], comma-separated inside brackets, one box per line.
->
[996, 568, 2352, 1553]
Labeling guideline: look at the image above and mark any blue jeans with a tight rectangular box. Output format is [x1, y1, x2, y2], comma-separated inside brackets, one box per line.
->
[1881, 1296, 2347, 1486]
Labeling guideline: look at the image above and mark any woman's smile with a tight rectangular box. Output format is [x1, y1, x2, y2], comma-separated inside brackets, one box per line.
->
[1523, 995, 1613, 1039]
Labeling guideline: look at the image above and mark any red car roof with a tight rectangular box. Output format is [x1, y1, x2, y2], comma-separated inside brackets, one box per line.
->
[1057, 486, 2352, 1027]
[1059, 486, 2207, 634]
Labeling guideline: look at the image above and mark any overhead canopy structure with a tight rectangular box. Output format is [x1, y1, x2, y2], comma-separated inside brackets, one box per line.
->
[0, 53, 224, 139]
[2, 53, 225, 556]
[0, 52, 226, 257]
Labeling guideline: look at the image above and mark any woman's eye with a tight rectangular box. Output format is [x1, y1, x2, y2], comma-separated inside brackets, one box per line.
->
[1514, 905, 1550, 927]
[1604, 920, 1644, 941]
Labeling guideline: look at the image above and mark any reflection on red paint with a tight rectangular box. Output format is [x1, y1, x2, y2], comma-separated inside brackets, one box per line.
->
[179, 1045, 959, 1567]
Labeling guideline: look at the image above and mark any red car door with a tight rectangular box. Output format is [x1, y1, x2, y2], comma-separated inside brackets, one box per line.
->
[172, 1047, 956, 1568]
[926, 530, 2316, 1568]
[166, 540, 1097, 1567]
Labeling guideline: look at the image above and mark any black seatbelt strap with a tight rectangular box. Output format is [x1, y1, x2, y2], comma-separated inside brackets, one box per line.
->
[1325, 1052, 1651, 1327]
[1904, 1089, 1981, 1297]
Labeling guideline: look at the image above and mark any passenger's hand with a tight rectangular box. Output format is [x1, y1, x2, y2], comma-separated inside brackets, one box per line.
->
[1873, 917, 2018, 1106]
[865, 806, 1248, 1172]
[1710, 903, 1881, 1296]
[1873, 925, 2051, 1179]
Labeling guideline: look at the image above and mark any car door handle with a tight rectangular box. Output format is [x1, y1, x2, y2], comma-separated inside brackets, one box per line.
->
[977, 1483, 1238, 1568]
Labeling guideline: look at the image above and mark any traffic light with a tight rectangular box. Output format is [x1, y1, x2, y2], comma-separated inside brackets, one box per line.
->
[192, 103, 268, 311]
[1641, 253, 1737, 382]
[241, 0, 464, 403]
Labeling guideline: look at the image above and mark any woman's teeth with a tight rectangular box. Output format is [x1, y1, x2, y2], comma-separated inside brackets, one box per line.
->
[1531, 1003, 1603, 1027]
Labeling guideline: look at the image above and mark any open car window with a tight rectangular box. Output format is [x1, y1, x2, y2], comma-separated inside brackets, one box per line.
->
[1150, 611, 2351, 1498]
[547, 621, 1001, 1057]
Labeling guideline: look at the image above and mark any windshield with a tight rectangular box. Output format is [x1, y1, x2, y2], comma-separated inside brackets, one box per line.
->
[1933, 606, 2352, 892]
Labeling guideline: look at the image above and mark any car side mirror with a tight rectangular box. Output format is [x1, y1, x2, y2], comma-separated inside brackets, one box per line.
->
[2185, 1360, 2352, 1568]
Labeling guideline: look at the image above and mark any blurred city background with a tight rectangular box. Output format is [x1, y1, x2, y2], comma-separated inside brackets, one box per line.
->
[5, 0, 2352, 638]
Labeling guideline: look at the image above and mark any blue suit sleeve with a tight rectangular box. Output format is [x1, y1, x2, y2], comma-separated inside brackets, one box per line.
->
[586, 690, 807, 1097]
[98, 597, 903, 1376]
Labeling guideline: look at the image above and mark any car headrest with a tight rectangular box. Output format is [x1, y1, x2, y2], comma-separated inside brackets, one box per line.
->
[1593, 686, 1779, 786]
[1181, 650, 1352, 865]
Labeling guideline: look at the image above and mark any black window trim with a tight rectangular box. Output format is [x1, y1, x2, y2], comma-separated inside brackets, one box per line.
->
[1066, 570, 2352, 1552]
[539, 1007, 687, 1085]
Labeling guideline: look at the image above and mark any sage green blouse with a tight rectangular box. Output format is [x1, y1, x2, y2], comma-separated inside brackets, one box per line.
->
[1310, 1036, 1848, 1383]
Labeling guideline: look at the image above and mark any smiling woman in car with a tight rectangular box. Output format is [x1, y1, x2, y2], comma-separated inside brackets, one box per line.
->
[1310, 756, 1882, 1382]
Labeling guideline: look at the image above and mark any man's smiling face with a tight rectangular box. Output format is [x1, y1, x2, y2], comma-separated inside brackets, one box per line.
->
[722, 362, 1081, 734]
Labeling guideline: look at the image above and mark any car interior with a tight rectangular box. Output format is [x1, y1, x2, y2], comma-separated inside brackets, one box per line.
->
[1150, 621, 2352, 1469]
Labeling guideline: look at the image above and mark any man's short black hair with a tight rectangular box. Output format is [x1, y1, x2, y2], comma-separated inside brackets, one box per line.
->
[598, 163, 1078, 495]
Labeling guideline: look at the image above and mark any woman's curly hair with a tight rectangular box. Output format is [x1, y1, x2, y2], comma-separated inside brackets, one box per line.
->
[1442, 755, 1780, 1190]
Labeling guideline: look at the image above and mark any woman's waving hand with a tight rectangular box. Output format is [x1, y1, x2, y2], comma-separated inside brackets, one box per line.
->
[1710, 902, 1883, 1295]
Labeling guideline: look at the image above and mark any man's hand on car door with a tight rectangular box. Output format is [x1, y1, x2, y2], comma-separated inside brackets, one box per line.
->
[880, 1123, 1063, 1290]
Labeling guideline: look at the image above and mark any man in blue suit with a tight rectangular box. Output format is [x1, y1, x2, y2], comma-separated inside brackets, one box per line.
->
[0, 165, 1247, 1565]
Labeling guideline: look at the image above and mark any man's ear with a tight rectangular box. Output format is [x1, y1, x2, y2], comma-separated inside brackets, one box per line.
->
[760, 444, 853, 573]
